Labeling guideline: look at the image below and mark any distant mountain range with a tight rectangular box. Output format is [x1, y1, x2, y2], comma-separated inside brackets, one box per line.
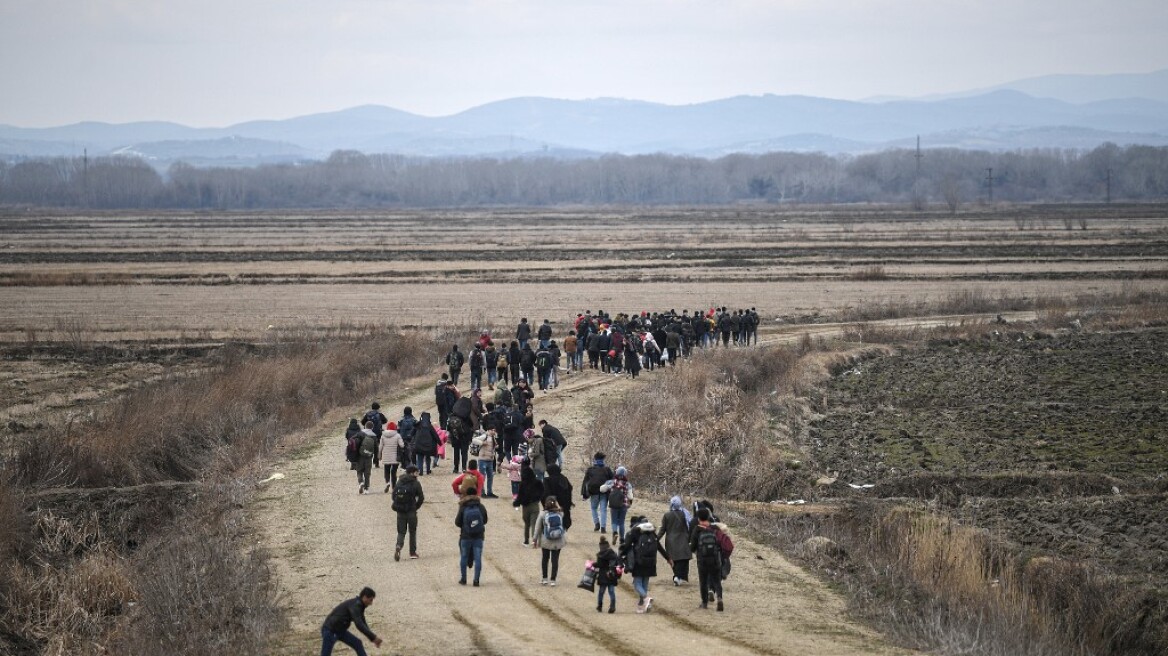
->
[2, 69, 1166, 166]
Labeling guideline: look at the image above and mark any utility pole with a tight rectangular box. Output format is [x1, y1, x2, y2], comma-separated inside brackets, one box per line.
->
[1106, 168, 1112, 203]
[985, 167, 994, 202]
[914, 135, 923, 177]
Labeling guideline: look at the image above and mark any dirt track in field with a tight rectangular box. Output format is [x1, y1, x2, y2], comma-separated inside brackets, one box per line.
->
[254, 361, 917, 656]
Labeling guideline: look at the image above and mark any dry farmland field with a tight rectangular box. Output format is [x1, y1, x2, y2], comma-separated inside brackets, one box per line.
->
[2, 204, 1167, 655]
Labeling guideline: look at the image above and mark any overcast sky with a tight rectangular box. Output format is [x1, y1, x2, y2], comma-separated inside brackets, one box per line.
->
[2, 0, 1166, 128]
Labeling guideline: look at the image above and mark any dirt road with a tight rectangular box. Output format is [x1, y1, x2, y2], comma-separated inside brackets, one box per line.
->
[254, 356, 917, 655]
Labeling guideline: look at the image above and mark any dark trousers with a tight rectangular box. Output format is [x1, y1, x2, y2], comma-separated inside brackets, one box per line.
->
[382, 463, 399, 485]
[396, 510, 417, 554]
[452, 440, 470, 472]
[588, 350, 600, 368]
[357, 457, 372, 490]
[449, 366, 461, 385]
[671, 557, 690, 582]
[541, 548, 561, 580]
[320, 626, 366, 656]
[698, 558, 723, 603]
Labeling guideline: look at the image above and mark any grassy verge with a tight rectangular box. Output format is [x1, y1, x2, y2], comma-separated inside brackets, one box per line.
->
[0, 323, 466, 655]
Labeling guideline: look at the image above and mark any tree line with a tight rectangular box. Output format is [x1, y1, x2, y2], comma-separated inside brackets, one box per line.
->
[0, 143, 1164, 209]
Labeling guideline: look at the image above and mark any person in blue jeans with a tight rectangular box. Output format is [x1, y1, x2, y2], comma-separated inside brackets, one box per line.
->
[581, 452, 614, 533]
[320, 587, 381, 655]
[455, 493, 489, 586]
[603, 466, 634, 543]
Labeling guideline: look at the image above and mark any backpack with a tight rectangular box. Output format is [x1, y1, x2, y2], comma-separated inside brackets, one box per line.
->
[634, 531, 658, 562]
[505, 408, 523, 431]
[362, 410, 384, 435]
[470, 350, 484, 369]
[391, 480, 415, 512]
[470, 433, 485, 456]
[461, 504, 485, 538]
[447, 415, 466, 439]
[397, 415, 417, 441]
[696, 528, 721, 562]
[610, 480, 630, 509]
[345, 435, 361, 462]
[536, 352, 551, 369]
[716, 529, 735, 558]
[543, 511, 564, 540]
[395, 439, 407, 465]
[585, 466, 610, 495]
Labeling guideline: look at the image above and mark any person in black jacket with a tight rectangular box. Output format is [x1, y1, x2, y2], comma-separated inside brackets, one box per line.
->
[516, 318, 532, 350]
[412, 412, 440, 474]
[543, 463, 574, 531]
[321, 587, 381, 655]
[445, 344, 465, 385]
[539, 419, 566, 467]
[392, 465, 425, 561]
[582, 452, 614, 533]
[595, 536, 620, 613]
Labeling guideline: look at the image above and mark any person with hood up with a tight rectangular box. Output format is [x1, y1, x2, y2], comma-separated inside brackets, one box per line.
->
[412, 412, 440, 475]
[533, 496, 567, 586]
[378, 422, 405, 493]
[594, 536, 620, 613]
[581, 452, 615, 533]
[498, 451, 526, 501]
[519, 343, 536, 385]
[620, 516, 668, 613]
[468, 343, 485, 391]
[543, 463, 574, 531]
[601, 466, 634, 543]
[507, 341, 522, 386]
[513, 464, 545, 546]
[658, 496, 693, 586]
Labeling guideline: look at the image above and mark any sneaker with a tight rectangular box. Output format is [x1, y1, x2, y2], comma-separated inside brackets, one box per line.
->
[608, 606, 616, 614]
[358, 486, 364, 495]
[541, 579, 548, 586]
[708, 590, 716, 603]
[410, 553, 419, 559]
[673, 576, 680, 586]
[644, 597, 653, 613]
[384, 483, 391, 493]
[458, 579, 466, 585]
[635, 600, 645, 614]
[716, 599, 724, 612]
[473, 580, 480, 587]
[612, 531, 619, 543]
[594, 523, 600, 532]
[549, 580, 556, 587]
[597, 603, 603, 612]
[394, 547, 401, 562]
[700, 602, 708, 609]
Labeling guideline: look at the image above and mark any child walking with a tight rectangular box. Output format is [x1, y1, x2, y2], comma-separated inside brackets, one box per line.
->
[595, 536, 620, 613]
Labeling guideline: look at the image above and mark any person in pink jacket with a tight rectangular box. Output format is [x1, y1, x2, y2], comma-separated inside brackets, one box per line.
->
[499, 453, 526, 501]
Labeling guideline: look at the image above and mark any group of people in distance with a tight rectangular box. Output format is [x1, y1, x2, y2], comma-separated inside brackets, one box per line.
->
[325, 309, 751, 655]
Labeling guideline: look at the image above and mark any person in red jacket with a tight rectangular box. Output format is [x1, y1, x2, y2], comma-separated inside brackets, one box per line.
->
[452, 460, 485, 497]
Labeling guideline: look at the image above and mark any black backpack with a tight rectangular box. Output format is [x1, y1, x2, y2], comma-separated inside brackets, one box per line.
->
[447, 415, 466, 439]
[634, 531, 658, 562]
[505, 408, 523, 431]
[543, 437, 557, 466]
[391, 480, 415, 512]
[536, 351, 551, 369]
[345, 434, 361, 462]
[470, 350, 484, 369]
[696, 528, 721, 562]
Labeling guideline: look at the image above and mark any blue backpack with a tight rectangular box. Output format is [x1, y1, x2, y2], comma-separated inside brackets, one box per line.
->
[543, 512, 564, 540]
[462, 504, 485, 538]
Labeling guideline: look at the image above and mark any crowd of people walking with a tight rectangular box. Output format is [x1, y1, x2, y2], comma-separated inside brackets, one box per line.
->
[326, 308, 751, 654]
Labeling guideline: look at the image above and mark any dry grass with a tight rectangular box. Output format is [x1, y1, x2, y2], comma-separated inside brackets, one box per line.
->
[585, 345, 835, 500]
[740, 503, 1167, 656]
[0, 324, 466, 654]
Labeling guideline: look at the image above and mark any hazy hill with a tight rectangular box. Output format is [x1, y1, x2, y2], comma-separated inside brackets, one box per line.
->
[1, 70, 1166, 165]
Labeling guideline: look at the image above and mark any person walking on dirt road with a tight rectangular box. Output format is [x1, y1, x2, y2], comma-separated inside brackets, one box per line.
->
[320, 587, 382, 655]
[514, 464, 545, 545]
[391, 465, 424, 561]
[445, 344, 465, 386]
[602, 466, 633, 543]
[543, 463, 575, 531]
[582, 452, 614, 533]
[412, 412, 440, 475]
[533, 496, 567, 585]
[690, 507, 726, 611]
[356, 422, 379, 494]
[455, 491, 489, 586]
[595, 536, 620, 613]
[659, 495, 693, 586]
[620, 516, 668, 613]
[378, 422, 405, 493]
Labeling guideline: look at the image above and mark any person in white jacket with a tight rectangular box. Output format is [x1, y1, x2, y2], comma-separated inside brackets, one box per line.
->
[533, 497, 567, 586]
[378, 424, 406, 493]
